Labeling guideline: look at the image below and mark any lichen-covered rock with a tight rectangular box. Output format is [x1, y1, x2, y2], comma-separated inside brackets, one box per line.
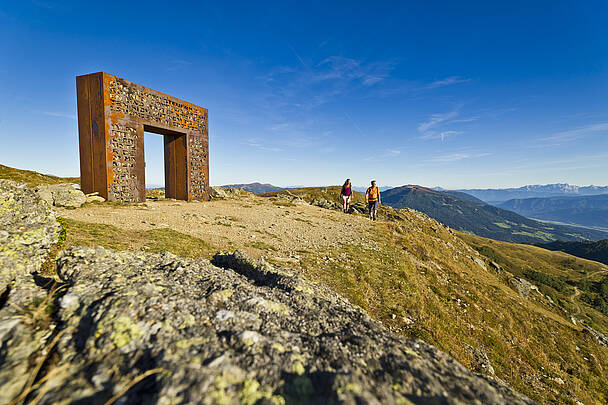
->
[209, 186, 228, 199]
[210, 186, 253, 200]
[0, 180, 60, 311]
[0, 180, 60, 403]
[310, 198, 341, 211]
[18, 247, 535, 405]
[86, 195, 106, 203]
[466, 345, 496, 377]
[510, 277, 533, 299]
[348, 202, 367, 214]
[35, 183, 86, 208]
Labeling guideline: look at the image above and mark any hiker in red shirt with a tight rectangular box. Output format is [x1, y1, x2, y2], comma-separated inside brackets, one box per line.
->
[340, 178, 353, 213]
[365, 180, 381, 221]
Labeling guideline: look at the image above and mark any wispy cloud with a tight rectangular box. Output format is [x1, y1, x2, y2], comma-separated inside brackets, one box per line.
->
[259, 55, 396, 112]
[315, 56, 394, 87]
[270, 123, 290, 131]
[364, 149, 402, 162]
[539, 122, 608, 143]
[345, 113, 366, 136]
[429, 152, 491, 163]
[288, 44, 309, 70]
[167, 60, 192, 71]
[244, 138, 282, 152]
[419, 130, 463, 141]
[426, 76, 471, 89]
[449, 117, 479, 124]
[417, 109, 460, 132]
[41, 111, 77, 120]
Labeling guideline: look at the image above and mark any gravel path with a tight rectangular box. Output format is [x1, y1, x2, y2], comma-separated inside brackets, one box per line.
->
[57, 196, 376, 263]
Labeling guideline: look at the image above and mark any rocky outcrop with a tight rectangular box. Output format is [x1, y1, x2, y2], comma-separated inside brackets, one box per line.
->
[36, 183, 86, 208]
[210, 186, 253, 200]
[510, 278, 539, 299]
[0, 180, 60, 402]
[85, 192, 106, 203]
[0, 180, 60, 311]
[32, 248, 531, 404]
[0, 182, 535, 404]
[209, 186, 229, 199]
[310, 198, 341, 211]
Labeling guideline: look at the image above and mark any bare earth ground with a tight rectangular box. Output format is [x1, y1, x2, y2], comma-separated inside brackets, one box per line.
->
[58, 196, 376, 266]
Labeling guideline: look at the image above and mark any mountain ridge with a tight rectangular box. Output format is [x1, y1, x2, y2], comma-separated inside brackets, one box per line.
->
[382, 184, 608, 243]
[220, 182, 284, 194]
[454, 183, 608, 203]
[498, 194, 608, 230]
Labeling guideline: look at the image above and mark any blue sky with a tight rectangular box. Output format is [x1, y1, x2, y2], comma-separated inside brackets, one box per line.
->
[0, 0, 606, 189]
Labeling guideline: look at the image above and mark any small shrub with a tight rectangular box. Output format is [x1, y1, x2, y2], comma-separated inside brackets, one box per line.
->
[523, 269, 567, 292]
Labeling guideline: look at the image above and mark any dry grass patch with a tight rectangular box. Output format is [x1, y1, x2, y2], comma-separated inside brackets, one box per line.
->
[60, 217, 215, 259]
[296, 220, 608, 404]
[0, 164, 79, 187]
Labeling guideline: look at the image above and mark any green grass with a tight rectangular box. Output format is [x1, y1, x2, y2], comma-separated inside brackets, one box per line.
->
[60, 217, 214, 259]
[461, 232, 608, 334]
[538, 239, 608, 266]
[293, 219, 608, 404]
[0, 163, 79, 187]
[261, 186, 366, 205]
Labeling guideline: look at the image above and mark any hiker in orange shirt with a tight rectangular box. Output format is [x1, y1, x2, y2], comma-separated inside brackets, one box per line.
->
[365, 180, 381, 221]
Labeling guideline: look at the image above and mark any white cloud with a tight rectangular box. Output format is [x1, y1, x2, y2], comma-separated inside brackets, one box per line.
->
[430, 152, 490, 163]
[419, 130, 463, 141]
[448, 117, 479, 124]
[245, 138, 282, 152]
[167, 59, 192, 71]
[426, 76, 471, 89]
[417, 109, 460, 132]
[364, 149, 401, 162]
[315, 56, 394, 87]
[41, 111, 77, 120]
[539, 122, 608, 143]
[270, 123, 290, 131]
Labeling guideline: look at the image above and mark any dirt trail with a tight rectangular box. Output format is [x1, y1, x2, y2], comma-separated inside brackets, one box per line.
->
[570, 287, 582, 316]
[569, 267, 608, 319]
[58, 196, 377, 263]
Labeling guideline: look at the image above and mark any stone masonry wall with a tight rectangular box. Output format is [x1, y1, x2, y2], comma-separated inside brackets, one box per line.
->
[100, 74, 209, 201]
[108, 123, 139, 202]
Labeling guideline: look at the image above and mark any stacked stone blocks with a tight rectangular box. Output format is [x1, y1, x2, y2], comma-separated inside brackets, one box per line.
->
[76, 72, 209, 202]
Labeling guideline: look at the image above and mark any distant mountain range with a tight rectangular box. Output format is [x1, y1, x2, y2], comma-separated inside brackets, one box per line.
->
[447, 183, 608, 204]
[382, 185, 608, 244]
[221, 183, 284, 194]
[498, 194, 608, 230]
[536, 239, 608, 266]
[352, 185, 394, 193]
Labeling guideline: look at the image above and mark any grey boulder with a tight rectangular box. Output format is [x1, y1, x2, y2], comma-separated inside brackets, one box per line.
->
[36, 183, 86, 208]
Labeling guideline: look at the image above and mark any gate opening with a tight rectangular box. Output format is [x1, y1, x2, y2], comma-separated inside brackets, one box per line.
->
[144, 125, 188, 201]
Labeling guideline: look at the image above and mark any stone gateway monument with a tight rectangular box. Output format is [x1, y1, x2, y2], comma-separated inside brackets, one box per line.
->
[76, 72, 209, 202]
